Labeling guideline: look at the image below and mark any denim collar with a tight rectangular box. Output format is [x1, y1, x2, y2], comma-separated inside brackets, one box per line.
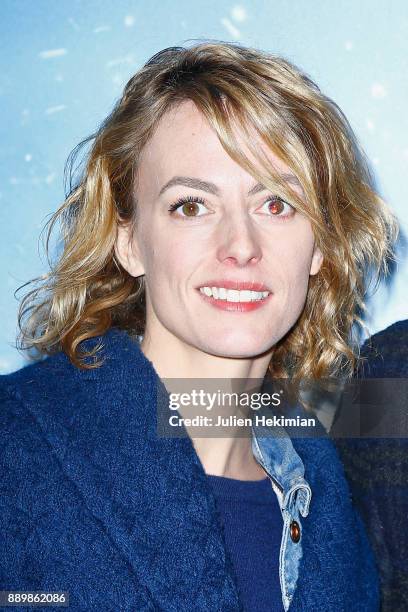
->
[251, 417, 312, 517]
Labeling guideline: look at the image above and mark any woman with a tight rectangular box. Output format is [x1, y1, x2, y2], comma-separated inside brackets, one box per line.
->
[0, 42, 397, 610]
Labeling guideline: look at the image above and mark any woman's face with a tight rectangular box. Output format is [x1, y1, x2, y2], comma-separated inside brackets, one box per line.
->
[116, 100, 322, 359]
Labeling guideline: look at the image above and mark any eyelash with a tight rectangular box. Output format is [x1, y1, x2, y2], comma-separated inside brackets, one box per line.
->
[168, 195, 206, 214]
[167, 195, 295, 219]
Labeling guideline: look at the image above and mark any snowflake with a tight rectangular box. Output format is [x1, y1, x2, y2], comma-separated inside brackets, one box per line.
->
[231, 6, 247, 22]
[371, 83, 387, 99]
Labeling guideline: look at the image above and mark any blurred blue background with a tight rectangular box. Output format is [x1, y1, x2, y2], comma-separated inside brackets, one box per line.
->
[1, 0, 407, 373]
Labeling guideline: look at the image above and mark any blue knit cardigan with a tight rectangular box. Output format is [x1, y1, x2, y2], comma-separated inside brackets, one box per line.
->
[0, 328, 379, 611]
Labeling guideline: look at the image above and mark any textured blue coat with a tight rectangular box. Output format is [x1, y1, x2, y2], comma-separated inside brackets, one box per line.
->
[0, 328, 379, 610]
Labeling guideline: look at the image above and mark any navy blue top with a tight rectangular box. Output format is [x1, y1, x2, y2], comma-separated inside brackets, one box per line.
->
[207, 474, 284, 611]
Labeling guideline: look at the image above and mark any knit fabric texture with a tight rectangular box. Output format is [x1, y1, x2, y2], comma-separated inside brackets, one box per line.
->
[0, 327, 379, 611]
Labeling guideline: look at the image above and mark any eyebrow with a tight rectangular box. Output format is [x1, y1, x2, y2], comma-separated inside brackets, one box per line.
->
[158, 174, 304, 197]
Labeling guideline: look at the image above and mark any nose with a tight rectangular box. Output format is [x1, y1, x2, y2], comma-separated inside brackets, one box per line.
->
[216, 212, 262, 267]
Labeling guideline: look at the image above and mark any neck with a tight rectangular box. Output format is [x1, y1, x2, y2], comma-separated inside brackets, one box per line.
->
[140, 327, 273, 480]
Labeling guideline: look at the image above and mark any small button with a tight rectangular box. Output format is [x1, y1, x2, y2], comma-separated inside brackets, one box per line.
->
[290, 520, 301, 543]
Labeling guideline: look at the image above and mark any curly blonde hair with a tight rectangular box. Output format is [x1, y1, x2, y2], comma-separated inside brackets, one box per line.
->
[16, 41, 398, 377]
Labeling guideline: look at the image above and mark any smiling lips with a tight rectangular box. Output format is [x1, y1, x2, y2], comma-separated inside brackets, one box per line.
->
[197, 280, 272, 312]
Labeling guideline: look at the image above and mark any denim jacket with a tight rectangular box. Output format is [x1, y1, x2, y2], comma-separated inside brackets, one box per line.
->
[0, 327, 379, 611]
[251, 421, 312, 610]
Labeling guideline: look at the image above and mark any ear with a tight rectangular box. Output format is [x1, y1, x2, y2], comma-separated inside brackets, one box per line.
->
[114, 221, 145, 277]
[310, 245, 323, 276]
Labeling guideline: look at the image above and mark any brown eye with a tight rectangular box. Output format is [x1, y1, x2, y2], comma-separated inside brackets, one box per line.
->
[182, 202, 200, 216]
[258, 196, 295, 219]
[168, 196, 208, 218]
[268, 198, 285, 215]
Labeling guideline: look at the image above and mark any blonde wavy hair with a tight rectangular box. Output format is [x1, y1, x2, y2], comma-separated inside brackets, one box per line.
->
[16, 41, 398, 377]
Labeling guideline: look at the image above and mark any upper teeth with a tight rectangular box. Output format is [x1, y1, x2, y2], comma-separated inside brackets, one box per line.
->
[199, 287, 270, 302]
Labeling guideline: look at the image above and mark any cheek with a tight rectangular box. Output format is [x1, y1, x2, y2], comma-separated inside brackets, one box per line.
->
[289, 261, 312, 304]
[274, 234, 315, 303]
[139, 230, 196, 294]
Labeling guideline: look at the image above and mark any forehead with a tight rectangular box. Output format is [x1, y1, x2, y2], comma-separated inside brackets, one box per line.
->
[138, 100, 295, 184]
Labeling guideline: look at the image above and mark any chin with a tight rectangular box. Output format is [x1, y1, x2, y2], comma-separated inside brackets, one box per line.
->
[199, 332, 275, 360]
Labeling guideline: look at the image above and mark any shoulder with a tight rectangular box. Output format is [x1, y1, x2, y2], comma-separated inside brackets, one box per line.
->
[1, 352, 73, 404]
[1, 326, 152, 404]
[0, 327, 159, 453]
[0, 327, 162, 531]
[0, 349, 92, 444]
